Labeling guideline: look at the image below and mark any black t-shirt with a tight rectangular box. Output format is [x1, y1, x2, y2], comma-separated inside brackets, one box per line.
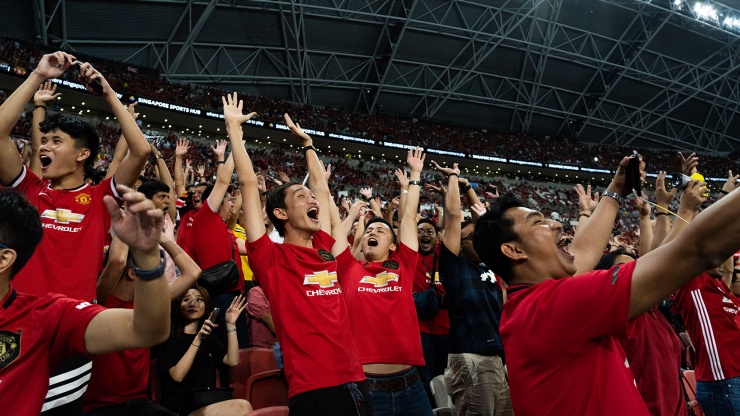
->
[157, 332, 226, 413]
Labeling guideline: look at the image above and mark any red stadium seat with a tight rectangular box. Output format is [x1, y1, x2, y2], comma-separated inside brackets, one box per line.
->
[244, 406, 289, 416]
[229, 348, 278, 399]
[246, 370, 289, 410]
[148, 359, 161, 403]
[679, 332, 696, 369]
[681, 370, 704, 416]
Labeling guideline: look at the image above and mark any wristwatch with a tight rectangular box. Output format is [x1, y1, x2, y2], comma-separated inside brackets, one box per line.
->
[133, 249, 167, 281]
[602, 190, 625, 205]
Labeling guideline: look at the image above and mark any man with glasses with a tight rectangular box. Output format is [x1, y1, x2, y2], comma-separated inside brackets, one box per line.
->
[413, 217, 450, 404]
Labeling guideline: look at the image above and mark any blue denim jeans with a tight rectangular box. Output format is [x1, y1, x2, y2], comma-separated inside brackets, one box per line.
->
[696, 377, 740, 416]
[367, 369, 434, 416]
[419, 332, 450, 406]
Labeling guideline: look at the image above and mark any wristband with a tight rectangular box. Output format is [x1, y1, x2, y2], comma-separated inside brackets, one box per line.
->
[720, 189, 730, 195]
[402, 190, 408, 194]
[301, 145, 317, 154]
[602, 190, 625, 205]
[132, 249, 167, 281]
[447, 173, 459, 178]
[192, 342, 201, 348]
[216, 161, 225, 165]
[579, 213, 590, 218]
[33, 105, 46, 111]
[409, 180, 421, 187]
[155, 155, 163, 160]
[460, 184, 472, 193]
[655, 212, 669, 217]
[226, 328, 237, 333]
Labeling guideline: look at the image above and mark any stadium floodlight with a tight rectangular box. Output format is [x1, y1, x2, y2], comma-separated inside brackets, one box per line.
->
[674, 0, 681, 5]
[724, 16, 740, 28]
[694, 2, 718, 20]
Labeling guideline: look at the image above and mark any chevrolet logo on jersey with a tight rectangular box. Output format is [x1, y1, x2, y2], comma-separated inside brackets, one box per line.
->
[304, 271, 338, 288]
[360, 272, 399, 288]
[40, 209, 85, 224]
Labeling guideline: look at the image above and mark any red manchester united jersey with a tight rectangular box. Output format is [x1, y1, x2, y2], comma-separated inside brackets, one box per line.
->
[502, 261, 649, 416]
[337, 243, 424, 366]
[0, 287, 105, 416]
[83, 295, 149, 413]
[673, 273, 740, 382]
[10, 166, 120, 300]
[246, 231, 364, 397]
[414, 248, 450, 334]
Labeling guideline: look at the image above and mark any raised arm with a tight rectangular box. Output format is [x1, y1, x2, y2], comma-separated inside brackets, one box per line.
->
[570, 157, 634, 274]
[150, 143, 177, 223]
[173, 139, 189, 197]
[659, 180, 706, 247]
[206, 140, 234, 210]
[440, 163, 463, 254]
[95, 235, 129, 305]
[160, 232, 202, 301]
[394, 168, 409, 222]
[76, 62, 151, 188]
[628, 179, 737, 320]
[284, 113, 333, 234]
[650, 171, 676, 251]
[30, 82, 61, 177]
[221, 93, 264, 242]
[84, 185, 169, 354]
[635, 192, 654, 256]
[0, 52, 75, 184]
[105, 103, 137, 180]
[399, 147, 425, 250]
[222, 295, 247, 366]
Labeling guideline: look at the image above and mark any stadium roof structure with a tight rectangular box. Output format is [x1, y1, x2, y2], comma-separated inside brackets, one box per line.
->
[4, 0, 740, 154]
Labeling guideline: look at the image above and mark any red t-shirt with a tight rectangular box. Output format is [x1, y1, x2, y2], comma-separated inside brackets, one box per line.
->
[246, 231, 364, 397]
[502, 261, 649, 416]
[336, 243, 424, 366]
[672, 273, 740, 382]
[0, 287, 105, 416]
[190, 200, 244, 293]
[618, 308, 687, 416]
[10, 166, 120, 300]
[413, 249, 450, 335]
[177, 208, 197, 258]
[83, 295, 149, 412]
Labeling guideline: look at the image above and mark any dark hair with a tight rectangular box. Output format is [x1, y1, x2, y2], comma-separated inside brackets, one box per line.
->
[137, 180, 170, 200]
[266, 182, 298, 237]
[594, 248, 636, 271]
[0, 189, 44, 278]
[473, 192, 526, 284]
[366, 217, 396, 243]
[417, 217, 438, 232]
[170, 286, 212, 340]
[39, 113, 100, 178]
[460, 220, 475, 231]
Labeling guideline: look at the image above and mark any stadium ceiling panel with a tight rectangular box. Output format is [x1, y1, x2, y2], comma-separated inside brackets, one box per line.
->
[3, 0, 739, 153]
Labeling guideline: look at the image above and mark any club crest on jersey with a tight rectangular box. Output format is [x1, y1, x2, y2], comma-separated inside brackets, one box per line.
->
[304, 270, 338, 288]
[0, 330, 21, 371]
[382, 260, 399, 270]
[317, 249, 335, 262]
[75, 193, 92, 205]
[40, 208, 85, 224]
[360, 271, 399, 288]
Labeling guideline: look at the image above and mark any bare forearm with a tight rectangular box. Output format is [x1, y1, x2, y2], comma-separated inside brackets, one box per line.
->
[130, 248, 171, 346]
[571, 185, 620, 274]
[0, 72, 44, 138]
[174, 156, 186, 197]
[223, 325, 240, 366]
[638, 214, 654, 256]
[169, 346, 200, 382]
[162, 239, 202, 300]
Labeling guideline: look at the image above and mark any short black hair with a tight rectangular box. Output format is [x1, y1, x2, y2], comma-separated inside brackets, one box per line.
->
[417, 218, 438, 232]
[39, 113, 100, 178]
[366, 217, 396, 243]
[137, 180, 170, 200]
[201, 184, 232, 207]
[266, 182, 298, 237]
[594, 248, 636, 271]
[0, 189, 43, 278]
[473, 192, 526, 284]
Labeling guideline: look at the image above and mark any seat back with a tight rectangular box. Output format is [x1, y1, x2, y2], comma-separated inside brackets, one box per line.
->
[681, 370, 704, 416]
[245, 406, 289, 416]
[679, 332, 696, 369]
[429, 374, 453, 408]
[249, 347, 278, 375]
[229, 348, 254, 400]
[246, 369, 289, 410]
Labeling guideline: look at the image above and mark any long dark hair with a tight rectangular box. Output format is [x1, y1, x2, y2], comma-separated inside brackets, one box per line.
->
[170, 286, 212, 340]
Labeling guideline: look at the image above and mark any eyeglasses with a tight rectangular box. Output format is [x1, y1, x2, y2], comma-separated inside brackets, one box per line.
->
[417, 229, 436, 236]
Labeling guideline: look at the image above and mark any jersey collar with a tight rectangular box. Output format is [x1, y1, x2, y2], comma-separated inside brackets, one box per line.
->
[2, 287, 17, 309]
